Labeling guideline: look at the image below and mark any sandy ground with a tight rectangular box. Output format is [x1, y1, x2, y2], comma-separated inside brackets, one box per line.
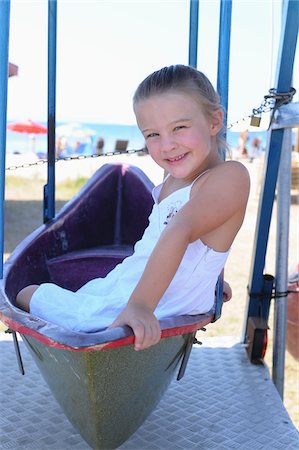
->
[3, 152, 299, 428]
[5, 151, 165, 185]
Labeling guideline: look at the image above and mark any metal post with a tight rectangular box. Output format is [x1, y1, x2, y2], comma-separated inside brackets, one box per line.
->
[44, 0, 57, 223]
[272, 128, 292, 398]
[188, 0, 199, 68]
[0, 1, 10, 279]
[217, 0, 232, 128]
[243, 0, 298, 340]
[213, 0, 232, 320]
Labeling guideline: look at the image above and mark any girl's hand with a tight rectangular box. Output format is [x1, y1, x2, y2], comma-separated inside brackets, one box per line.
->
[223, 280, 232, 302]
[109, 303, 161, 351]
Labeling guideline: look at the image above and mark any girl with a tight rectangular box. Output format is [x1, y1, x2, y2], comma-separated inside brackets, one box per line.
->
[16, 65, 250, 351]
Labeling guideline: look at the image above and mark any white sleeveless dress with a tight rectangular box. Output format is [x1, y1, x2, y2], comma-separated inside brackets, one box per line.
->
[30, 175, 230, 332]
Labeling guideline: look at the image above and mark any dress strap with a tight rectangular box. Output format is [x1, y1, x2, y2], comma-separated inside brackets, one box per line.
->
[190, 169, 210, 188]
[153, 169, 210, 203]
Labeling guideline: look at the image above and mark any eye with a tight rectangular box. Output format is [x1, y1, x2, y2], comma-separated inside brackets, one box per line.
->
[145, 132, 159, 139]
[174, 125, 186, 132]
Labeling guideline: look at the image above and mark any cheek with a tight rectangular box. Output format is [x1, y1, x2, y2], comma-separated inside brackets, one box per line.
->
[147, 141, 160, 159]
[187, 129, 212, 151]
[179, 132, 205, 150]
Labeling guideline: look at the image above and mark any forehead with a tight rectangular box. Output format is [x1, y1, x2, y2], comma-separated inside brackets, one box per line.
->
[134, 91, 204, 125]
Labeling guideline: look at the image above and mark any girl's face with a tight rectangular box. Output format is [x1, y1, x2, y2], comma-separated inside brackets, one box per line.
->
[134, 91, 223, 182]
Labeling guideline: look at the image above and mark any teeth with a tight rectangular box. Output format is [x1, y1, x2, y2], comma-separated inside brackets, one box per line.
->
[169, 154, 185, 162]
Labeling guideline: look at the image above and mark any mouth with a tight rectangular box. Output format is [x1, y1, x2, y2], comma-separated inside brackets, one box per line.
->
[167, 153, 187, 163]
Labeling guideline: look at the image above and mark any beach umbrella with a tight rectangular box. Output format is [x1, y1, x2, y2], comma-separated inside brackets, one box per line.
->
[56, 122, 96, 139]
[7, 120, 47, 153]
[7, 119, 47, 134]
[8, 62, 18, 78]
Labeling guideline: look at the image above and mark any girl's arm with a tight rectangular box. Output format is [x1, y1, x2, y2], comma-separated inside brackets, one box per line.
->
[109, 220, 190, 350]
[110, 161, 250, 350]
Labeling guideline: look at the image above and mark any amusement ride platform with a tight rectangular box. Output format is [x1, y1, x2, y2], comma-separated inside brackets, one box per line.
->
[1, 333, 298, 450]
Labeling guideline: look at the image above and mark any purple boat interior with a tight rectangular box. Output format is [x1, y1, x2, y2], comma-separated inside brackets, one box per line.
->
[0, 163, 214, 349]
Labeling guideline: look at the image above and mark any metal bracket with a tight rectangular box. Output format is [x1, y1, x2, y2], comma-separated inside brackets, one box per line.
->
[177, 331, 204, 381]
[5, 329, 25, 375]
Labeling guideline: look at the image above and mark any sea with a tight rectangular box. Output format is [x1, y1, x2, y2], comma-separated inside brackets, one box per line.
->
[5, 121, 268, 157]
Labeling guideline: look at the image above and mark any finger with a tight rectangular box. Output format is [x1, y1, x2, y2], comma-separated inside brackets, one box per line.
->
[143, 324, 157, 350]
[140, 321, 161, 350]
[152, 321, 162, 346]
[137, 322, 155, 350]
[132, 322, 146, 351]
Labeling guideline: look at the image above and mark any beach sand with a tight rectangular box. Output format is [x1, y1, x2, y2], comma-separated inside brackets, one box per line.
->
[5, 151, 165, 185]
[3, 152, 299, 428]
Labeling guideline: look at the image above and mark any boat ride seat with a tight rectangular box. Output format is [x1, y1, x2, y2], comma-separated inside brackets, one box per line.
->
[4, 163, 154, 302]
[46, 244, 134, 291]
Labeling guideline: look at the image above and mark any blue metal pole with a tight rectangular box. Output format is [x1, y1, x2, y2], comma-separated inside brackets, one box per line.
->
[0, 0, 10, 279]
[188, 0, 199, 68]
[217, 0, 232, 128]
[243, 0, 298, 346]
[44, 0, 57, 223]
[213, 0, 232, 321]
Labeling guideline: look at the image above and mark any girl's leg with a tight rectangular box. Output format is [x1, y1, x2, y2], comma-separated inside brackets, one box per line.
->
[16, 285, 39, 312]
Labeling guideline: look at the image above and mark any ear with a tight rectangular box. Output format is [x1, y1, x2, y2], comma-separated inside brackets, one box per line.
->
[210, 109, 223, 135]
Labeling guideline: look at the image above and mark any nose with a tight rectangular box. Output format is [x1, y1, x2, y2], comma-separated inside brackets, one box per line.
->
[160, 134, 176, 154]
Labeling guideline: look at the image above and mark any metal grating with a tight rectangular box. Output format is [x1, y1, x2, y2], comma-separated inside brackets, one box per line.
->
[0, 334, 298, 450]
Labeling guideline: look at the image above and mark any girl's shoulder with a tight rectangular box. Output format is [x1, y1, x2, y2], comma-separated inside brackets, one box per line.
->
[204, 160, 249, 184]
[216, 160, 250, 189]
[191, 160, 250, 200]
[213, 159, 249, 176]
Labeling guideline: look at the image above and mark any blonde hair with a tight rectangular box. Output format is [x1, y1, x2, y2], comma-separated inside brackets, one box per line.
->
[133, 65, 228, 155]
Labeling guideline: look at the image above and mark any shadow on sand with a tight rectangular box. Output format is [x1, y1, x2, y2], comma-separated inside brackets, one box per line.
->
[4, 200, 66, 254]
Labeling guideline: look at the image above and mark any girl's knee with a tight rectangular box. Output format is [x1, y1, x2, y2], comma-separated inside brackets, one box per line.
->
[16, 285, 39, 312]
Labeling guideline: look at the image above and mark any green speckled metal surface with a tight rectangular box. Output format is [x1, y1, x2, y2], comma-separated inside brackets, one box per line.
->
[22, 333, 189, 449]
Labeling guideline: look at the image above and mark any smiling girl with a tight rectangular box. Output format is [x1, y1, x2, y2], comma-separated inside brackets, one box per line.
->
[16, 65, 250, 351]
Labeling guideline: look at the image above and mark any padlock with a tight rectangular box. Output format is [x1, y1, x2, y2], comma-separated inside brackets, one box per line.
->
[250, 115, 261, 127]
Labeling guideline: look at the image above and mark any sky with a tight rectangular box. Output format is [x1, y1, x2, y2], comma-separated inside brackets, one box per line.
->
[6, 0, 298, 127]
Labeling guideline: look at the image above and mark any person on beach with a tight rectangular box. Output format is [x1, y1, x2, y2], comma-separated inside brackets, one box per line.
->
[248, 137, 263, 163]
[16, 65, 250, 351]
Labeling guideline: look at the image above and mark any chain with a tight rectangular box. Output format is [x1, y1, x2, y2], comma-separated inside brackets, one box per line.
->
[253, 87, 296, 116]
[253, 87, 296, 127]
[5, 87, 296, 172]
[227, 86, 296, 131]
[6, 148, 146, 171]
[227, 115, 253, 131]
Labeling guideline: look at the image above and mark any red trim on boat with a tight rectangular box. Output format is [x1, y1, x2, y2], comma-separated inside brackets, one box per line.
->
[0, 311, 214, 352]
